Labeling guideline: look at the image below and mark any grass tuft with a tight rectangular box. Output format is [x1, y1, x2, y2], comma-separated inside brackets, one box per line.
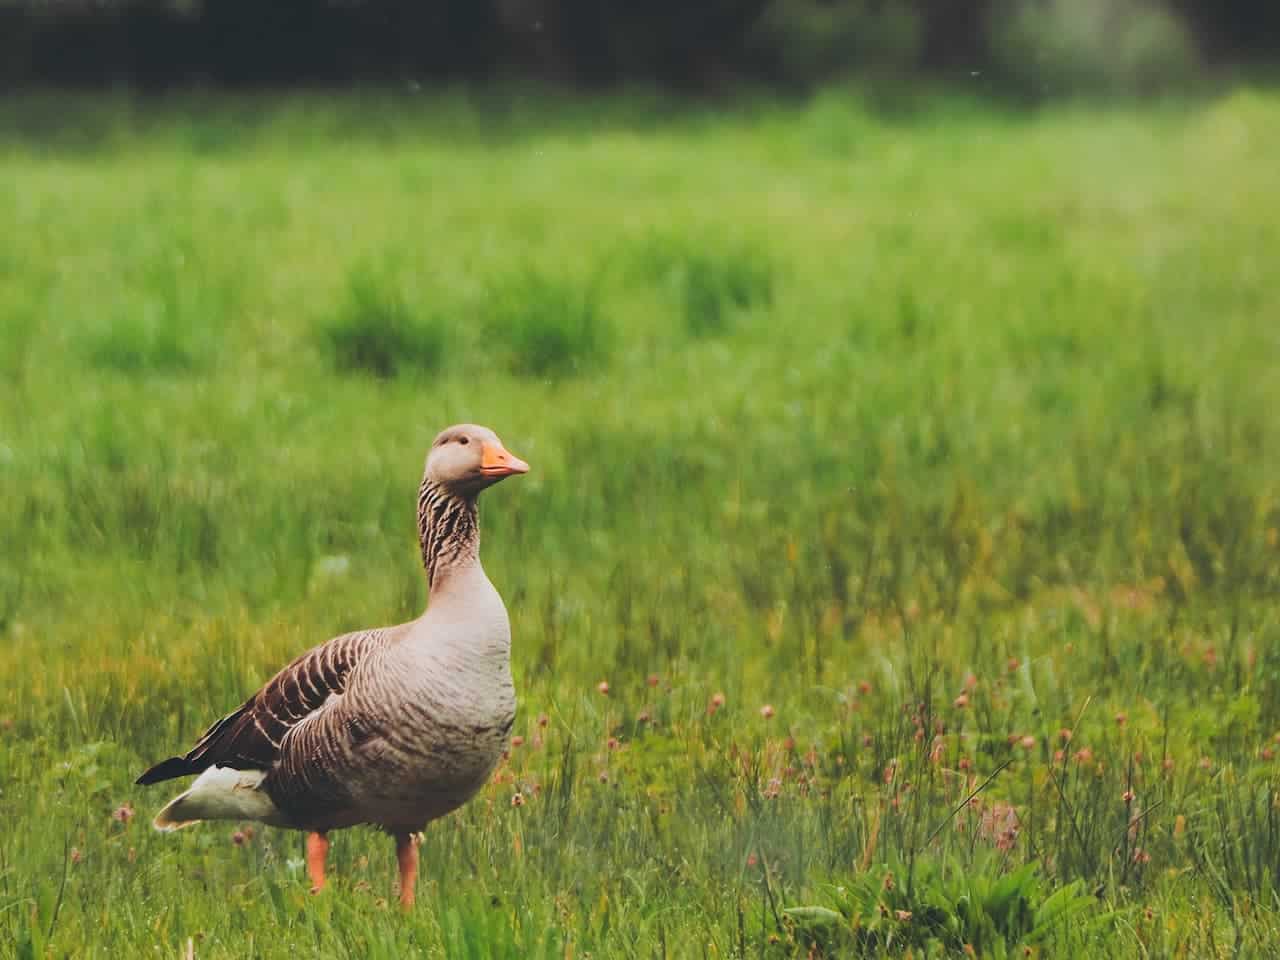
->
[484, 269, 609, 377]
[628, 235, 774, 336]
[88, 316, 201, 373]
[322, 264, 447, 378]
[84, 244, 233, 374]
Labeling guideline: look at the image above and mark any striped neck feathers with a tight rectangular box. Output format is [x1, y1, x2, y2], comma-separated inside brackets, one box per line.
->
[416, 478, 480, 589]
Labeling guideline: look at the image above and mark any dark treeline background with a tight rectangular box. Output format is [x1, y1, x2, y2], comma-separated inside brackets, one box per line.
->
[2, 0, 1278, 93]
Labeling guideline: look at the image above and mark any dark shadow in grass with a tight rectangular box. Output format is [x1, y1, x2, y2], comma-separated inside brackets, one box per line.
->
[322, 264, 447, 379]
[484, 269, 610, 378]
[89, 317, 201, 373]
[627, 234, 773, 337]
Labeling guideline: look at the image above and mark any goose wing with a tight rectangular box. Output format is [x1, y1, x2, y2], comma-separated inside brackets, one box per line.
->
[136, 628, 387, 785]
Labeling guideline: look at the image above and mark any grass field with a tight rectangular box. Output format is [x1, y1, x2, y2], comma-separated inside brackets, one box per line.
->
[2, 86, 1280, 958]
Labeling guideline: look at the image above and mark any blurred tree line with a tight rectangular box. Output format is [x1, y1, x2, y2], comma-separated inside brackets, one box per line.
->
[1, 0, 1276, 93]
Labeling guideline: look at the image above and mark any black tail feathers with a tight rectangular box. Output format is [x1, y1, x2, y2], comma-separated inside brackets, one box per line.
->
[135, 756, 196, 786]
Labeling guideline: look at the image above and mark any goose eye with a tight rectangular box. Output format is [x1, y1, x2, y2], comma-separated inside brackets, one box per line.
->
[458, 437, 469, 445]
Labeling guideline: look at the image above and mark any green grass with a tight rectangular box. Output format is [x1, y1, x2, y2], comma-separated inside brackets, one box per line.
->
[2, 86, 1280, 957]
[484, 269, 610, 378]
[625, 234, 774, 337]
[322, 262, 447, 379]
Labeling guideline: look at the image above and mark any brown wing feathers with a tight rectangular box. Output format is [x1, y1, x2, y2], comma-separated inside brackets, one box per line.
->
[135, 631, 378, 786]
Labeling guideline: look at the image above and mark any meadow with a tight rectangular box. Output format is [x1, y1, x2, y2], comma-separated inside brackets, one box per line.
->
[1, 85, 1279, 958]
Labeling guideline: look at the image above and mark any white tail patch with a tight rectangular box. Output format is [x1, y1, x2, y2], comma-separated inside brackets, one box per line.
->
[152, 767, 283, 831]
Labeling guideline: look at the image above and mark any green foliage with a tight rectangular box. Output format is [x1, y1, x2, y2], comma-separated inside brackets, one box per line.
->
[990, 0, 1200, 97]
[785, 862, 1101, 955]
[323, 264, 447, 378]
[2, 90, 1280, 957]
[748, 0, 923, 84]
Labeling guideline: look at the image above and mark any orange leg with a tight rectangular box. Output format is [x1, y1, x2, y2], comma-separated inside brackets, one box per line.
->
[306, 831, 329, 894]
[395, 833, 418, 909]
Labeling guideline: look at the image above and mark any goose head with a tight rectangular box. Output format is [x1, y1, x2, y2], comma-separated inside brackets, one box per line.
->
[425, 423, 529, 495]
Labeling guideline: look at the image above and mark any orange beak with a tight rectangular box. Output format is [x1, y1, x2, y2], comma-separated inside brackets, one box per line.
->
[480, 441, 530, 478]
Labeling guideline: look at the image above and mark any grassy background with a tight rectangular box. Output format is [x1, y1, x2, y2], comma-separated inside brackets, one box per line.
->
[2, 86, 1280, 957]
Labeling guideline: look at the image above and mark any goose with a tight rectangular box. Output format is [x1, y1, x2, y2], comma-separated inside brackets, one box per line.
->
[136, 424, 529, 908]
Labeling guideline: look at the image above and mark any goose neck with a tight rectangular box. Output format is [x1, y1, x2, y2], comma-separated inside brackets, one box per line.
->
[416, 478, 480, 594]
